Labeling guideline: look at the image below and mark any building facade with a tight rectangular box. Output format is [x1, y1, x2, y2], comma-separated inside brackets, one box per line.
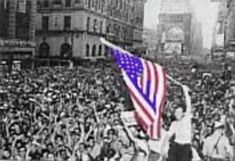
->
[36, 0, 146, 59]
[225, 0, 235, 46]
[157, 0, 192, 55]
[0, 0, 36, 71]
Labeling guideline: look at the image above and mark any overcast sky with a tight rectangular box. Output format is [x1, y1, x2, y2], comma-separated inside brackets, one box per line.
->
[144, 0, 220, 48]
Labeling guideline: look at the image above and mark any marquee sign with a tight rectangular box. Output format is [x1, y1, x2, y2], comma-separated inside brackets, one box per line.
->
[164, 42, 182, 54]
[166, 27, 184, 41]
[0, 39, 36, 48]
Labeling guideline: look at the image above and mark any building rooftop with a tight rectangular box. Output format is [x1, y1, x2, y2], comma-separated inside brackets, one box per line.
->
[160, 0, 191, 14]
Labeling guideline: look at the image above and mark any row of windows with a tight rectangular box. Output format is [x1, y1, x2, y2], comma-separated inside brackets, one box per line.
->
[42, 15, 104, 33]
[40, 0, 77, 8]
[42, 15, 71, 31]
[39, 0, 144, 18]
[41, 15, 137, 41]
[86, 17, 103, 33]
[86, 44, 106, 57]
[39, 42, 72, 58]
[39, 0, 105, 13]
[39, 42, 106, 58]
[86, 0, 105, 13]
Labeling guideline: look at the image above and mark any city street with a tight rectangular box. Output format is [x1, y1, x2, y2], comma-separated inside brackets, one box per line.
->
[0, 0, 235, 161]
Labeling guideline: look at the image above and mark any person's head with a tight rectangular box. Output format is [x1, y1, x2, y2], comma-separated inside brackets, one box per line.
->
[214, 122, 225, 134]
[87, 137, 95, 147]
[60, 150, 67, 160]
[79, 143, 86, 153]
[48, 153, 55, 160]
[43, 128, 49, 136]
[107, 129, 116, 140]
[107, 149, 116, 159]
[18, 146, 26, 158]
[14, 123, 21, 134]
[42, 150, 49, 159]
[55, 135, 64, 145]
[129, 126, 139, 137]
[174, 103, 186, 120]
[2, 149, 11, 159]
[47, 143, 54, 152]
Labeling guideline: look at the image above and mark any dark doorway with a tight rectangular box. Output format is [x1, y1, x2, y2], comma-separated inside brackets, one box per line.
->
[60, 43, 72, 59]
[39, 42, 50, 58]
[92, 44, 96, 57]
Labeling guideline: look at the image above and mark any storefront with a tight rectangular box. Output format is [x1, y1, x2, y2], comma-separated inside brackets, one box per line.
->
[0, 39, 36, 72]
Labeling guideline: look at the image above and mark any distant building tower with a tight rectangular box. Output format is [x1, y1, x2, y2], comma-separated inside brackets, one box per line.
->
[157, 0, 192, 55]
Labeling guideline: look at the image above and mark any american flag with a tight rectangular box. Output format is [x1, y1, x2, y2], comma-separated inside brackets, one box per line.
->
[111, 48, 167, 139]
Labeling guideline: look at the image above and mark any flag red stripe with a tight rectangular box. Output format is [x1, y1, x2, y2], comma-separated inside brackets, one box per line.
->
[128, 87, 155, 123]
[145, 61, 151, 81]
[135, 113, 148, 131]
[153, 64, 159, 94]
[157, 70, 167, 138]
[151, 124, 154, 138]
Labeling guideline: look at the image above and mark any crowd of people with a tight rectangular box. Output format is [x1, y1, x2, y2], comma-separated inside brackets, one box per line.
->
[0, 56, 234, 161]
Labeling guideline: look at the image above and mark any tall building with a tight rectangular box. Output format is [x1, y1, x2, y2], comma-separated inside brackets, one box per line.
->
[157, 0, 192, 55]
[0, 0, 36, 71]
[225, 0, 235, 45]
[36, 0, 146, 59]
[215, 0, 235, 59]
[106, 0, 146, 49]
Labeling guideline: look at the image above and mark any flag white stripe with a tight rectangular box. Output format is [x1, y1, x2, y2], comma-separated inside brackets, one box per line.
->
[131, 98, 152, 126]
[148, 61, 156, 103]
[122, 71, 156, 120]
[155, 64, 164, 115]
[142, 59, 148, 94]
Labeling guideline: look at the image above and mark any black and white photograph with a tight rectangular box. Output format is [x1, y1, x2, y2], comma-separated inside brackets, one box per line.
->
[0, 0, 235, 161]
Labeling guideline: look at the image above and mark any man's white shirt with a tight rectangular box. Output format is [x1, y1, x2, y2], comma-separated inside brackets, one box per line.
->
[169, 114, 192, 144]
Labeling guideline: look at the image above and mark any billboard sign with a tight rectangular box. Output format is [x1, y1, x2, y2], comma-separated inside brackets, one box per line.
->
[164, 41, 182, 54]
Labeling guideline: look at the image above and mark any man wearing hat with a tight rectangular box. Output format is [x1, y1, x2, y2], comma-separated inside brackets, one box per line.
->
[202, 120, 233, 161]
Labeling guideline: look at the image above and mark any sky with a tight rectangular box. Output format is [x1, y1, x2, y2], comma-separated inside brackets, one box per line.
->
[144, 0, 220, 48]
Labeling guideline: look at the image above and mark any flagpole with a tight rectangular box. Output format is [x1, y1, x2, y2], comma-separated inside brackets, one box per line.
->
[100, 38, 185, 87]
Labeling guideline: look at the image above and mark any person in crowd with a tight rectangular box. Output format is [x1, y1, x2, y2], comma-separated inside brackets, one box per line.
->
[161, 85, 192, 161]
[203, 121, 233, 161]
[0, 59, 234, 161]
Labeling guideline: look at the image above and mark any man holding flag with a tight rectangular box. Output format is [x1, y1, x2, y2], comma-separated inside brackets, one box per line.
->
[161, 85, 192, 161]
[100, 38, 193, 161]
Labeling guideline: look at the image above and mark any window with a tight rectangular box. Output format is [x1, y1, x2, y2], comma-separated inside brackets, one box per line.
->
[52, 0, 61, 5]
[75, 0, 81, 4]
[54, 17, 59, 28]
[95, 0, 98, 10]
[93, 19, 97, 32]
[98, 0, 101, 10]
[60, 43, 72, 58]
[43, 0, 49, 7]
[92, 0, 95, 8]
[88, 0, 91, 8]
[86, 44, 90, 57]
[87, 17, 90, 31]
[100, 21, 103, 33]
[65, 0, 71, 7]
[106, 25, 110, 34]
[92, 45, 96, 57]
[42, 16, 49, 31]
[101, 0, 104, 12]
[39, 43, 50, 58]
[98, 45, 102, 56]
[64, 16, 71, 30]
